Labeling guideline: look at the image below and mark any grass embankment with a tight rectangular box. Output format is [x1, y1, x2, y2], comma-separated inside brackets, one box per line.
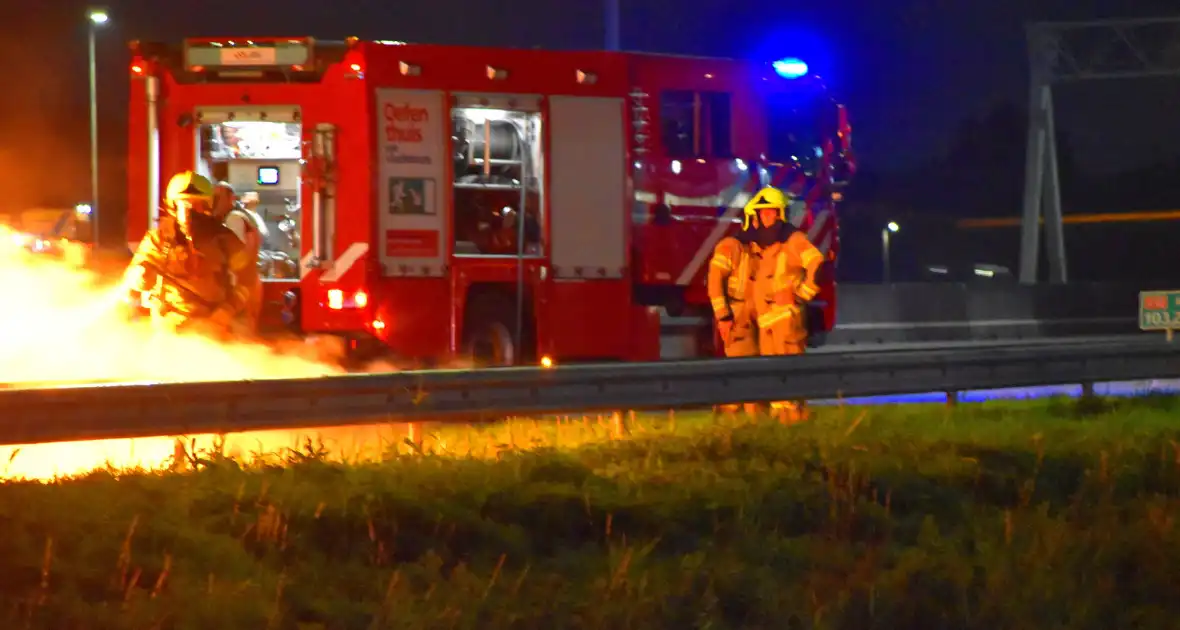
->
[3, 396, 1180, 629]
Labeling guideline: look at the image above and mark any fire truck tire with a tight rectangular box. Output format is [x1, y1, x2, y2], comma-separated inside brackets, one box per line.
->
[462, 291, 534, 367]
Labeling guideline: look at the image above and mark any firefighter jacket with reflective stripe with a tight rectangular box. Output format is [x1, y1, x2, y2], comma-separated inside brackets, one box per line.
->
[126, 215, 251, 325]
[750, 230, 825, 339]
[707, 236, 755, 322]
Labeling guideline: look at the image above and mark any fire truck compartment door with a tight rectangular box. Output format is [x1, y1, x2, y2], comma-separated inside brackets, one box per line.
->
[374, 88, 447, 277]
[548, 96, 626, 280]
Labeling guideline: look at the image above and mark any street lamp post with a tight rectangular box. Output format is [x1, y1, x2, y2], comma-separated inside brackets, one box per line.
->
[604, 0, 620, 51]
[882, 221, 899, 283]
[87, 8, 108, 247]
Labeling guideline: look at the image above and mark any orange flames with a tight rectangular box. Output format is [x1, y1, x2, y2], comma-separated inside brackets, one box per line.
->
[0, 223, 381, 480]
[0, 225, 343, 385]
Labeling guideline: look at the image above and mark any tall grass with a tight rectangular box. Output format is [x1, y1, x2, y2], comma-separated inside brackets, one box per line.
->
[3, 395, 1180, 629]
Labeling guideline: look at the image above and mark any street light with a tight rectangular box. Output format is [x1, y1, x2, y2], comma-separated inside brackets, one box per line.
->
[882, 221, 899, 283]
[87, 8, 108, 248]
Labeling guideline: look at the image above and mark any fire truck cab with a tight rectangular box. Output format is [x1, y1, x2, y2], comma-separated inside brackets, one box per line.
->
[127, 37, 853, 367]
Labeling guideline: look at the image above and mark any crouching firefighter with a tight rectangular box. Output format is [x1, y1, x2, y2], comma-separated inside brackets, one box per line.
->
[740, 186, 825, 423]
[707, 222, 766, 417]
[121, 171, 252, 338]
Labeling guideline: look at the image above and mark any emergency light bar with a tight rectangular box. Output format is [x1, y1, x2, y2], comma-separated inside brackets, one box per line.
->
[183, 38, 314, 70]
[773, 57, 808, 79]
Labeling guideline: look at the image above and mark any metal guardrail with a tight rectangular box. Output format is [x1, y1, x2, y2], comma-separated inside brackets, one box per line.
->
[1, 339, 1178, 447]
[827, 282, 1145, 345]
[810, 333, 1143, 353]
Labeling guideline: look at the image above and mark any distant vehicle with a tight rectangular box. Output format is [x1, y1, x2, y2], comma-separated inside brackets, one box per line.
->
[921, 263, 1015, 283]
[5, 205, 94, 255]
[126, 37, 856, 363]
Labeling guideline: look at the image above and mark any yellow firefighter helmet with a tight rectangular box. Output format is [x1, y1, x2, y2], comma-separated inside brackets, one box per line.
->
[164, 171, 215, 210]
[742, 186, 790, 230]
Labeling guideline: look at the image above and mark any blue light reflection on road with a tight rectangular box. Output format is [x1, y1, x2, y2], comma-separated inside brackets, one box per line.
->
[810, 379, 1180, 406]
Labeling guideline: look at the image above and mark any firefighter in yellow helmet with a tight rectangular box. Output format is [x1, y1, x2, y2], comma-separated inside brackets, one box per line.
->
[740, 186, 826, 423]
[707, 197, 767, 417]
[121, 171, 252, 337]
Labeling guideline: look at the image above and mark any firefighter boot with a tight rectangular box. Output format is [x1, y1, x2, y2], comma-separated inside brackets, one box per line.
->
[713, 403, 738, 418]
[771, 400, 807, 425]
[714, 402, 764, 422]
[743, 401, 769, 420]
[795, 400, 811, 423]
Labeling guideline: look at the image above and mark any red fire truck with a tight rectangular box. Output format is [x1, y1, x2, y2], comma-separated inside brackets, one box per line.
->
[126, 37, 854, 366]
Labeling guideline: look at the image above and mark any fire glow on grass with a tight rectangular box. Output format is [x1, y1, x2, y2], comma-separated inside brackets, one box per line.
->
[0, 425, 406, 482]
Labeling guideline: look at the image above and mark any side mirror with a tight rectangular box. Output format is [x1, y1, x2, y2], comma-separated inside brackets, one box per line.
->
[650, 203, 673, 226]
[73, 220, 94, 244]
[831, 105, 856, 187]
[831, 151, 856, 188]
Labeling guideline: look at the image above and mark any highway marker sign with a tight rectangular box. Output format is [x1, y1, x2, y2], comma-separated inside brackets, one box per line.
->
[1139, 290, 1180, 341]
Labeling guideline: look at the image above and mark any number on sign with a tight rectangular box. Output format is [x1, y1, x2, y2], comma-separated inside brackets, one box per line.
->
[1144, 311, 1176, 327]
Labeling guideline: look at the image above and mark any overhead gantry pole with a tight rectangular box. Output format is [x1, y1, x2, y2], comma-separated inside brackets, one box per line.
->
[604, 0, 620, 51]
[1020, 16, 1180, 284]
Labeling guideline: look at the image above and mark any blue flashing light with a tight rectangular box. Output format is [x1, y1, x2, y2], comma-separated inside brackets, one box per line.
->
[773, 57, 808, 79]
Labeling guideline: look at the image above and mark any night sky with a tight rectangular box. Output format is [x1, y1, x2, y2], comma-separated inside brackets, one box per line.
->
[3, 0, 1180, 212]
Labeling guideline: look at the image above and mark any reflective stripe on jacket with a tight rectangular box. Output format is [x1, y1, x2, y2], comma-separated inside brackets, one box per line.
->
[707, 236, 754, 321]
[750, 230, 824, 341]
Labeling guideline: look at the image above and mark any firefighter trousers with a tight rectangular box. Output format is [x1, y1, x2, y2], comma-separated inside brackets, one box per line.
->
[759, 321, 810, 424]
[721, 314, 758, 358]
[150, 307, 233, 341]
[239, 276, 263, 335]
[716, 308, 768, 417]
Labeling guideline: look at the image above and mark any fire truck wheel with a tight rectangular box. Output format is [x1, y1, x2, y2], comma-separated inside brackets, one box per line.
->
[462, 292, 533, 368]
[465, 317, 516, 367]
